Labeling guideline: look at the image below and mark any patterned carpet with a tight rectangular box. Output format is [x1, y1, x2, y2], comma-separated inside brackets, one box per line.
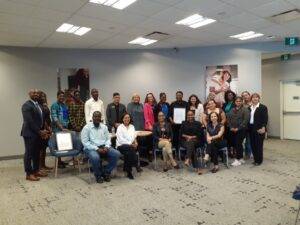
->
[0, 139, 299, 225]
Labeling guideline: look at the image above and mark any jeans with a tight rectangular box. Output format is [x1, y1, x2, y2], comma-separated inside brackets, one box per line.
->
[244, 132, 252, 156]
[84, 147, 120, 179]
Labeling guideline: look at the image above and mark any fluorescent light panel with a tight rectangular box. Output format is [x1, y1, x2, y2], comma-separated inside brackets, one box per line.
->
[89, 0, 137, 10]
[128, 37, 157, 46]
[176, 14, 216, 29]
[230, 31, 264, 40]
[56, 23, 91, 36]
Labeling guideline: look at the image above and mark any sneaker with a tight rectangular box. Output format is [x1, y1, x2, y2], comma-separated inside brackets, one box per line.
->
[231, 159, 241, 167]
[203, 154, 210, 162]
[239, 159, 246, 164]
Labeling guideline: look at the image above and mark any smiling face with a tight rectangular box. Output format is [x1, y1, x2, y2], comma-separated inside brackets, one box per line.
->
[147, 94, 154, 104]
[190, 96, 197, 105]
[74, 91, 81, 102]
[158, 112, 165, 123]
[57, 93, 65, 103]
[91, 89, 99, 100]
[123, 114, 131, 126]
[227, 92, 234, 101]
[133, 94, 140, 103]
[29, 89, 39, 102]
[113, 95, 120, 104]
[160, 94, 166, 103]
[208, 100, 216, 110]
[210, 112, 218, 123]
[176, 92, 183, 101]
[187, 111, 195, 122]
[92, 111, 102, 124]
[251, 95, 260, 105]
[235, 98, 242, 108]
[242, 92, 251, 103]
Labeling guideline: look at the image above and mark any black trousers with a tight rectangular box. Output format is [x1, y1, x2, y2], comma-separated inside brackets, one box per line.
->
[137, 135, 153, 158]
[172, 124, 181, 151]
[182, 140, 200, 163]
[206, 139, 227, 165]
[230, 129, 246, 160]
[23, 136, 41, 175]
[249, 125, 265, 164]
[118, 145, 138, 172]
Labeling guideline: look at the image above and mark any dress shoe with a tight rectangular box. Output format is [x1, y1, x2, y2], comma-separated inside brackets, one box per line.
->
[103, 174, 111, 182]
[41, 166, 53, 171]
[96, 177, 104, 183]
[136, 167, 143, 173]
[26, 174, 40, 181]
[211, 167, 219, 173]
[163, 167, 169, 172]
[34, 171, 48, 177]
[173, 164, 180, 169]
[127, 172, 134, 180]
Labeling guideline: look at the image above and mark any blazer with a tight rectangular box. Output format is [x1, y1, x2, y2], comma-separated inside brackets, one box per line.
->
[248, 104, 268, 130]
[106, 103, 126, 131]
[144, 103, 155, 131]
[21, 100, 43, 138]
[152, 122, 173, 148]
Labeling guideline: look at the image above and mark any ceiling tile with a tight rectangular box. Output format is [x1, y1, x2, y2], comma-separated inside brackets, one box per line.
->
[37, 0, 88, 13]
[286, 0, 300, 8]
[174, 0, 225, 14]
[126, 0, 171, 17]
[151, 0, 184, 6]
[0, 1, 36, 16]
[9, 0, 42, 6]
[220, 0, 274, 10]
[257, 24, 299, 37]
[150, 6, 193, 24]
[31, 8, 72, 23]
[248, 0, 295, 18]
[283, 18, 300, 32]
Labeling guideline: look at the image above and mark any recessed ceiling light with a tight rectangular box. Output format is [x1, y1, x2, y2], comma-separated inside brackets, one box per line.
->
[230, 31, 264, 40]
[89, 0, 137, 10]
[176, 14, 216, 29]
[56, 23, 74, 32]
[56, 23, 91, 36]
[128, 37, 157, 46]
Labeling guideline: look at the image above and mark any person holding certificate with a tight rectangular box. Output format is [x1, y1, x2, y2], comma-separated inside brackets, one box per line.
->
[81, 111, 121, 183]
[169, 91, 189, 152]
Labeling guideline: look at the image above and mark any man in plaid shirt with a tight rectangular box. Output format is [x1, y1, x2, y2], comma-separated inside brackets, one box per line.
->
[69, 90, 86, 133]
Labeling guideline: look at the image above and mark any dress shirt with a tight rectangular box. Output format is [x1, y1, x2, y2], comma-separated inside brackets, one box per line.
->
[81, 122, 111, 151]
[116, 124, 136, 147]
[250, 103, 260, 124]
[84, 98, 105, 123]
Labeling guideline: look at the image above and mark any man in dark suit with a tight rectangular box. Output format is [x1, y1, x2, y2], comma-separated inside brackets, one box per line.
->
[21, 89, 48, 181]
[106, 92, 126, 132]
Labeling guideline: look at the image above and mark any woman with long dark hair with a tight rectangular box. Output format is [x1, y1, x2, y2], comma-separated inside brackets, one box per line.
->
[188, 94, 204, 123]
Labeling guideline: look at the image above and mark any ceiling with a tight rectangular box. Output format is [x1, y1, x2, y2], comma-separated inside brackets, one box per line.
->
[0, 0, 299, 49]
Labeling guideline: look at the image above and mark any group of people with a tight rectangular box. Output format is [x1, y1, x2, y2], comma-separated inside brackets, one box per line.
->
[21, 88, 268, 183]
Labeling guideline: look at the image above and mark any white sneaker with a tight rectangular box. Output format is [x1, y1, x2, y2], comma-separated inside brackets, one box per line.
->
[231, 159, 241, 167]
[203, 154, 210, 162]
[239, 159, 245, 164]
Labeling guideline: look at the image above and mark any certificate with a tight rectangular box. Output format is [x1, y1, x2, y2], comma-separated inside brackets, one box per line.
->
[56, 132, 73, 151]
[173, 108, 186, 124]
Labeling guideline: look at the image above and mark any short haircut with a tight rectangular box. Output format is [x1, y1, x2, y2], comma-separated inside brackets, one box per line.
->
[159, 92, 166, 98]
[176, 91, 183, 95]
[235, 96, 243, 102]
[113, 92, 120, 97]
[92, 111, 101, 117]
[73, 90, 80, 95]
[91, 88, 98, 93]
[251, 93, 261, 99]
[57, 90, 64, 97]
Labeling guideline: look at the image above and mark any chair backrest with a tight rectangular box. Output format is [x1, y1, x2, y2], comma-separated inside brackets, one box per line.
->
[48, 131, 83, 152]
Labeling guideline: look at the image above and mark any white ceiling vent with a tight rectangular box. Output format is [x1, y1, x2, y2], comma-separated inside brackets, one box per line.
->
[144, 31, 171, 41]
[269, 9, 300, 24]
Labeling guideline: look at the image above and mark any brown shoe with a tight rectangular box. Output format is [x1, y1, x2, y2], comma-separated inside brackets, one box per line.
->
[34, 171, 48, 177]
[26, 174, 40, 181]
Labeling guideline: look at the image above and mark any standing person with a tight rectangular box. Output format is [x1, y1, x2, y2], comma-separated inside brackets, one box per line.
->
[180, 110, 205, 175]
[69, 90, 86, 134]
[169, 91, 189, 152]
[202, 100, 226, 127]
[227, 97, 250, 167]
[51, 90, 69, 168]
[81, 111, 120, 183]
[248, 93, 268, 166]
[116, 113, 142, 180]
[21, 89, 48, 181]
[127, 93, 144, 131]
[153, 112, 179, 172]
[106, 92, 126, 132]
[153, 92, 170, 122]
[144, 93, 157, 131]
[188, 94, 204, 123]
[242, 91, 252, 159]
[84, 88, 105, 123]
[206, 112, 226, 173]
[37, 91, 52, 171]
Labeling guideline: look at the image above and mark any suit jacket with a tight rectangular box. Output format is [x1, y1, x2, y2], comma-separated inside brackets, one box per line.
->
[106, 103, 126, 131]
[249, 104, 268, 130]
[21, 100, 43, 138]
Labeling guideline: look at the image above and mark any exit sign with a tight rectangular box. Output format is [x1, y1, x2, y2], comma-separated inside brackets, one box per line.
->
[285, 37, 299, 46]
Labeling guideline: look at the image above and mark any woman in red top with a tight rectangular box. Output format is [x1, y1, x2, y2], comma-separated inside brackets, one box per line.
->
[144, 93, 157, 131]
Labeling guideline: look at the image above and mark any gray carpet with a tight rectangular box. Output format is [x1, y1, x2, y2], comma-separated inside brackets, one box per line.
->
[0, 139, 299, 225]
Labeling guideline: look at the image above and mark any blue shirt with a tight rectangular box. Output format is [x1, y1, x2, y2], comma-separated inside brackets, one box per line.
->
[51, 102, 69, 132]
[161, 103, 169, 118]
[81, 122, 111, 151]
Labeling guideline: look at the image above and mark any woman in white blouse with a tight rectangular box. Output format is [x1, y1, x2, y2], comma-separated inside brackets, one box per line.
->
[116, 113, 142, 179]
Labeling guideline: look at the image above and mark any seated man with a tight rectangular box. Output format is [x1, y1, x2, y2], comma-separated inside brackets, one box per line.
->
[81, 111, 120, 183]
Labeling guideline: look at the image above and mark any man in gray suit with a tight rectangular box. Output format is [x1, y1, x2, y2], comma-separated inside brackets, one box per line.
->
[106, 93, 126, 132]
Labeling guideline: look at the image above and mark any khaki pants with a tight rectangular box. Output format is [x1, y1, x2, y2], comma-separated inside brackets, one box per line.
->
[158, 140, 175, 166]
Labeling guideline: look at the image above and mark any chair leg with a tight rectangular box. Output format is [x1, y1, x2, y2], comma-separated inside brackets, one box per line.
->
[226, 150, 229, 168]
[154, 150, 157, 170]
[87, 159, 92, 184]
[54, 157, 58, 178]
[77, 157, 81, 173]
[72, 157, 75, 169]
[295, 201, 300, 225]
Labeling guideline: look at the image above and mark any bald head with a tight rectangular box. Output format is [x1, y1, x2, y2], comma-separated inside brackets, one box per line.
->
[29, 89, 39, 101]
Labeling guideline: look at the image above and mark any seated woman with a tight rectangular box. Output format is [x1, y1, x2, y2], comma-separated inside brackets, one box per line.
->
[206, 112, 226, 173]
[116, 113, 142, 180]
[153, 112, 179, 172]
[180, 110, 205, 175]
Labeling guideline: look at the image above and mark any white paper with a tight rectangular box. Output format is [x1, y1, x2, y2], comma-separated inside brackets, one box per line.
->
[174, 108, 186, 124]
[56, 132, 73, 151]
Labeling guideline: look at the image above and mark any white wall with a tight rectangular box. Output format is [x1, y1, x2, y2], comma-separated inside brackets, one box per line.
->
[262, 54, 300, 137]
[1, 41, 300, 157]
